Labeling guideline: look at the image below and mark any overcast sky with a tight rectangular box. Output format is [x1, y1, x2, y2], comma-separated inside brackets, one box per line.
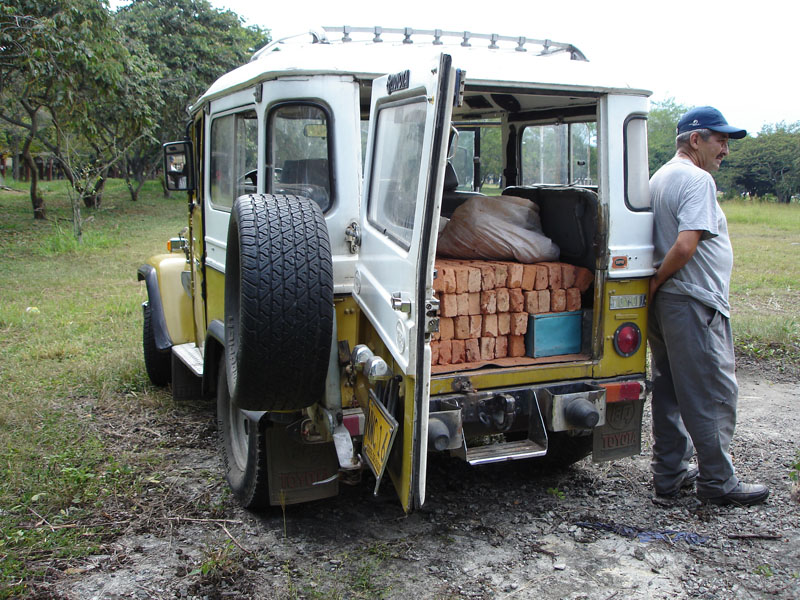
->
[203, 0, 798, 136]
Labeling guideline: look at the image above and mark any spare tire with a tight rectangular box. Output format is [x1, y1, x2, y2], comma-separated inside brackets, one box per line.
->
[225, 194, 334, 411]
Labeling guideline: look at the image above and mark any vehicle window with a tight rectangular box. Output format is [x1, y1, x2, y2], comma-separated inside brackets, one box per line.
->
[521, 124, 569, 185]
[453, 123, 502, 195]
[209, 109, 257, 210]
[367, 98, 427, 250]
[570, 123, 598, 186]
[624, 115, 650, 210]
[269, 104, 332, 212]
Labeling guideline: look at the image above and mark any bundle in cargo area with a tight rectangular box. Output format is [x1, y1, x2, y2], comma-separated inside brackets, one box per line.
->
[437, 195, 560, 263]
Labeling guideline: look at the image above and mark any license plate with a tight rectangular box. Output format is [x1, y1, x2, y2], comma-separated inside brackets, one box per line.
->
[363, 391, 398, 494]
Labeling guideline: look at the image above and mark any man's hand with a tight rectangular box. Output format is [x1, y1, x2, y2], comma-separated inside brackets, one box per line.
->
[650, 230, 703, 297]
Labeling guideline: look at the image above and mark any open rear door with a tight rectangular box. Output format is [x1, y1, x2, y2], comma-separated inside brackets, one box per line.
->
[354, 54, 457, 511]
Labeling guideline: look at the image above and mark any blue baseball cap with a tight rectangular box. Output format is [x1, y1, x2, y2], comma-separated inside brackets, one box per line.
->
[676, 106, 747, 139]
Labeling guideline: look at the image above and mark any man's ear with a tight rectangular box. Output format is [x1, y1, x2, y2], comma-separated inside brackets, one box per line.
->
[689, 131, 701, 148]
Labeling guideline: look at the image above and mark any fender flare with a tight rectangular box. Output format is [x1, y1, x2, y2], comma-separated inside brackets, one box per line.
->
[138, 264, 172, 351]
[202, 319, 226, 398]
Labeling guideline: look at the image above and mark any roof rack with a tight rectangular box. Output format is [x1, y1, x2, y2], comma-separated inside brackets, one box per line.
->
[250, 26, 588, 62]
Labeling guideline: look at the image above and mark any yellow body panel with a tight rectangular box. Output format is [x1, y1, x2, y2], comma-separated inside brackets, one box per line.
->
[146, 254, 194, 346]
[592, 278, 648, 378]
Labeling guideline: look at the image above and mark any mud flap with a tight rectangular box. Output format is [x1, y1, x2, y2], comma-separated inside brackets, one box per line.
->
[266, 424, 339, 506]
[592, 399, 644, 462]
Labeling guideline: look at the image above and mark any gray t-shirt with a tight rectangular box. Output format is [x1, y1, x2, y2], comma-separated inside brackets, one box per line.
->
[650, 157, 733, 317]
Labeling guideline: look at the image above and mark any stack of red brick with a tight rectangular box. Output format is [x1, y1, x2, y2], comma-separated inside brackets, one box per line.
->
[431, 259, 593, 366]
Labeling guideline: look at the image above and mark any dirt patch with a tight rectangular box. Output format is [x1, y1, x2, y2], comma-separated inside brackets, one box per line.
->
[41, 365, 800, 600]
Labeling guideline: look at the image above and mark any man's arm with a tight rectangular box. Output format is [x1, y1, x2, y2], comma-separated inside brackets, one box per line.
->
[649, 229, 703, 298]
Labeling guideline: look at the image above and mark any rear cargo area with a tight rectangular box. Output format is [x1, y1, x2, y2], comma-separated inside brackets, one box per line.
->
[433, 185, 599, 374]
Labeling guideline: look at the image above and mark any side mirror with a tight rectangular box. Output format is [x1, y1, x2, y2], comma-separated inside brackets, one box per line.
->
[163, 141, 195, 191]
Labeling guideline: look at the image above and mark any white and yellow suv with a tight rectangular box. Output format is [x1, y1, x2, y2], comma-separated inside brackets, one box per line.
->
[140, 26, 654, 512]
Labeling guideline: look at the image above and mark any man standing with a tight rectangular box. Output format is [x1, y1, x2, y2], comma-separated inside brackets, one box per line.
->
[648, 106, 769, 506]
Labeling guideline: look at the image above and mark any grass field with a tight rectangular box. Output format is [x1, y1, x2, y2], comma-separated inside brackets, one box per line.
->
[0, 179, 185, 597]
[0, 181, 798, 596]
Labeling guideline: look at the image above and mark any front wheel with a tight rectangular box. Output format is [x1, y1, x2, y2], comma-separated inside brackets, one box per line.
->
[217, 357, 270, 509]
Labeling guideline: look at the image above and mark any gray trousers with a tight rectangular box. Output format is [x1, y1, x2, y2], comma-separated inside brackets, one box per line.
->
[648, 292, 739, 498]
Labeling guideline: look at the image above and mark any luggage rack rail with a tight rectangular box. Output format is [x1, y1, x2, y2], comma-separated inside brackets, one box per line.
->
[251, 26, 588, 62]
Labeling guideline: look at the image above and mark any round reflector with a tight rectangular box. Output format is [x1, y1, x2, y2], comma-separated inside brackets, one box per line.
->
[613, 322, 641, 357]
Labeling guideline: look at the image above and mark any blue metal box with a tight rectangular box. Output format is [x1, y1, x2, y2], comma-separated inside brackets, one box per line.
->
[525, 310, 582, 358]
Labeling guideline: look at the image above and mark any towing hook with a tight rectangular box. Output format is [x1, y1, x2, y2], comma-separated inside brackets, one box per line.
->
[478, 394, 516, 432]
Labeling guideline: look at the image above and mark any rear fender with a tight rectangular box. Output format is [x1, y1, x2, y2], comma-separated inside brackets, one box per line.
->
[138, 255, 194, 350]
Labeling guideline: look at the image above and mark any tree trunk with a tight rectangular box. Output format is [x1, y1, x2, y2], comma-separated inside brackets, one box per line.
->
[20, 102, 46, 219]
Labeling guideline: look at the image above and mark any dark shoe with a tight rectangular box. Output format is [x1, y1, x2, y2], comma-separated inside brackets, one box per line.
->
[654, 465, 699, 500]
[701, 482, 770, 507]
[682, 465, 699, 489]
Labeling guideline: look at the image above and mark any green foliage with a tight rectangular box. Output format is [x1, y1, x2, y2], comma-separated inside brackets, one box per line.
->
[718, 122, 800, 202]
[647, 98, 688, 176]
[546, 487, 566, 500]
[790, 451, 800, 483]
[115, 0, 270, 200]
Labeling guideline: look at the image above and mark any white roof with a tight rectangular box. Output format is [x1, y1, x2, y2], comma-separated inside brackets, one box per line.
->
[192, 28, 651, 112]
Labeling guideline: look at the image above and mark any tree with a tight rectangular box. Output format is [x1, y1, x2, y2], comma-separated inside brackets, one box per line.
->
[720, 123, 800, 202]
[115, 0, 270, 200]
[0, 0, 159, 217]
[647, 98, 687, 176]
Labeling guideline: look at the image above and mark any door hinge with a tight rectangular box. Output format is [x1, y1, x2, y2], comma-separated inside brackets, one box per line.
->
[345, 221, 361, 254]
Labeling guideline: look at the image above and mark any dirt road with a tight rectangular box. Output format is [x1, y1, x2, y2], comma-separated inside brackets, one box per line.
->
[53, 365, 800, 600]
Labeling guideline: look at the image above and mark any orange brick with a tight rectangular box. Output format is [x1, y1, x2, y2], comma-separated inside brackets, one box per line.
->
[438, 340, 452, 365]
[431, 341, 439, 365]
[482, 313, 498, 337]
[441, 294, 458, 317]
[575, 267, 594, 293]
[566, 287, 581, 312]
[537, 290, 551, 313]
[510, 312, 528, 336]
[508, 335, 526, 357]
[439, 317, 454, 340]
[492, 263, 508, 287]
[534, 265, 549, 290]
[454, 266, 469, 293]
[432, 326, 440, 341]
[480, 290, 497, 314]
[521, 264, 537, 291]
[506, 263, 523, 288]
[469, 315, 483, 339]
[467, 267, 482, 292]
[524, 291, 539, 314]
[456, 293, 471, 316]
[551, 288, 567, 312]
[480, 337, 496, 361]
[454, 316, 470, 339]
[436, 263, 457, 294]
[497, 312, 511, 335]
[468, 292, 481, 316]
[495, 335, 508, 358]
[561, 263, 577, 289]
[451, 339, 465, 364]
[509, 288, 524, 312]
[465, 338, 481, 363]
[471, 263, 496, 290]
[495, 288, 510, 313]
[543, 262, 562, 290]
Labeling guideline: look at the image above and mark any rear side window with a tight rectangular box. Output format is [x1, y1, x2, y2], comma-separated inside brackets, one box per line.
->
[209, 109, 257, 210]
[367, 97, 427, 250]
[624, 115, 650, 210]
[269, 104, 332, 212]
[520, 122, 597, 186]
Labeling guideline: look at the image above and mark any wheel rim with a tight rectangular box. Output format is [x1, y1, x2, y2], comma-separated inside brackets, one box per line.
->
[228, 393, 250, 471]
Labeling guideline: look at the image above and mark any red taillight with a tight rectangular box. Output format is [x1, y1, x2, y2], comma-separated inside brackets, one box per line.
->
[613, 322, 641, 357]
